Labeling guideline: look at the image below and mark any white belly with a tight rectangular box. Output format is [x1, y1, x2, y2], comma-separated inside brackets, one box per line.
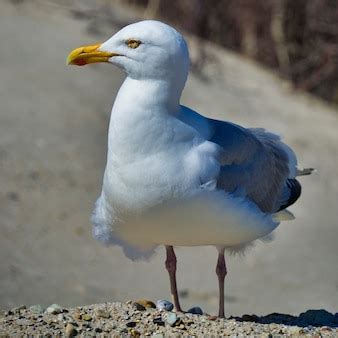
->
[92, 188, 279, 259]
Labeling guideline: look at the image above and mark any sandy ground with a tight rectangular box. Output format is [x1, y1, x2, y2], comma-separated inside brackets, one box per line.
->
[0, 0, 337, 317]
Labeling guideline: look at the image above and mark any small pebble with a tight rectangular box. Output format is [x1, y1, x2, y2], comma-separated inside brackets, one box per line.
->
[72, 311, 81, 320]
[133, 302, 146, 311]
[166, 312, 178, 326]
[126, 321, 137, 328]
[29, 304, 44, 314]
[82, 314, 92, 321]
[187, 306, 203, 315]
[103, 322, 116, 332]
[130, 329, 141, 337]
[46, 304, 62, 314]
[65, 323, 77, 337]
[156, 299, 174, 312]
[320, 326, 332, 332]
[153, 317, 165, 326]
[288, 326, 301, 335]
[95, 308, 110, 319]
[57, 314, 65, 321]
[135, 299, 156, 309]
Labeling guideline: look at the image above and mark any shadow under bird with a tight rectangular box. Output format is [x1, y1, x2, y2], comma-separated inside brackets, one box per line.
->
[67, 20, 313, 318]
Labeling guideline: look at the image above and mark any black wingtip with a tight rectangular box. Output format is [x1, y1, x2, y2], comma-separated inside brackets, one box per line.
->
[278, 178, 302, 211]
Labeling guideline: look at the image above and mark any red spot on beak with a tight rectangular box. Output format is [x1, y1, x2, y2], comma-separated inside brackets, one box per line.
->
[74, 58, 87, 66]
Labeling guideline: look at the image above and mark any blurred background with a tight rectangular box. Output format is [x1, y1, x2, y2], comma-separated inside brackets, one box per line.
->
[128, 0, 338, 104]
[0, 0, 337, 316]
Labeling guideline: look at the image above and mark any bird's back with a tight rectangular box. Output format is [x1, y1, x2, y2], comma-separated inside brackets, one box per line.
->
[179, 105, 300, 213]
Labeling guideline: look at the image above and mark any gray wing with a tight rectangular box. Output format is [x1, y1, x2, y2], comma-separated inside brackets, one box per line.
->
[179, 106, 297, 213]
[210, 119, 291, 212]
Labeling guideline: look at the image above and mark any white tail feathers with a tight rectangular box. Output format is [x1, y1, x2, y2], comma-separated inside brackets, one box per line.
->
[296, 167, 315, 176]
[273, 209, 295, 222]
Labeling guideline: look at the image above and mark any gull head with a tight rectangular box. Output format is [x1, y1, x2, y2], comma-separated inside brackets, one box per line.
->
[67, 20, 190, 82]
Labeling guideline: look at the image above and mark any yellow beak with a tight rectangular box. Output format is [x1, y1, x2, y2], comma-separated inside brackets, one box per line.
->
[66, 43, 119, 66]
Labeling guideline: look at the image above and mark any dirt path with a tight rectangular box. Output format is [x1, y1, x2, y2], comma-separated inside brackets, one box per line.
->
[0, 0, 337, 316]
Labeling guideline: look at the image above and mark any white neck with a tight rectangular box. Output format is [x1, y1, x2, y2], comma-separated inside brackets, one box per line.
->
[107, 76, 183, 160]
[113, 77, 182, 115]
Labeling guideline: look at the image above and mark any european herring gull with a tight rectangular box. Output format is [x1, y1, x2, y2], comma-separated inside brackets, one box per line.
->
[67, 20, 313, 317]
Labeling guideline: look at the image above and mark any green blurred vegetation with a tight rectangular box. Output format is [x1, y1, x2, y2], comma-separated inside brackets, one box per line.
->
[127, 0, 338, 104]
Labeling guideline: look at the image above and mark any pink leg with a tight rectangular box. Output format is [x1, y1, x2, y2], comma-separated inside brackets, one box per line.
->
[216, 249, 227, 318]
[165, 245, 182, 312]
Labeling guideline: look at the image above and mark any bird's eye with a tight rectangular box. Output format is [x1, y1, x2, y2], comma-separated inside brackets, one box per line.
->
[126, 39, 141, 49]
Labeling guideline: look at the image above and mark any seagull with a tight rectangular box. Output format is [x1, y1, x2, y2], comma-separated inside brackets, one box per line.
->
[67, 20, 313, 318]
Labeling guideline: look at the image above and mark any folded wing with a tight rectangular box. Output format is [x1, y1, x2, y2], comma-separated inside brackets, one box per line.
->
[180, 106, 301, 213]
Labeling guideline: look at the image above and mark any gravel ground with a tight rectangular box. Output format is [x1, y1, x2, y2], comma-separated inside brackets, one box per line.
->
[1, 301, 337, 336]
[1, 0, 337, 318]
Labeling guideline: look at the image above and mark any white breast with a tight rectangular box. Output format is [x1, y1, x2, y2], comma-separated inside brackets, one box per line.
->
[103, 120, 221, 214]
